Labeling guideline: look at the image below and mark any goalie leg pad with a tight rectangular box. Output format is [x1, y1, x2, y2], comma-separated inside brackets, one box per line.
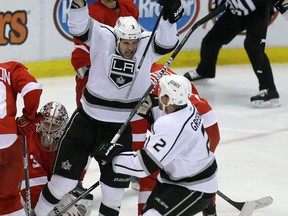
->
[48, 194, 82, 216]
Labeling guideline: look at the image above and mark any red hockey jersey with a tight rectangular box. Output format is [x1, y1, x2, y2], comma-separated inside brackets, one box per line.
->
[0, 61, 42, 149]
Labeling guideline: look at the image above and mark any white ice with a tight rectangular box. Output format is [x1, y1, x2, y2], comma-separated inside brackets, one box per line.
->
[21, 64, 288, 215]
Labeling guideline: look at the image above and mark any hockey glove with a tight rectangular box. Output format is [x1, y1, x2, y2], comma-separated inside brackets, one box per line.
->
[211, 0, 226, 11]
[158, 0, 184, 24]
[17, 112, 44, 136]
[76, 65, 90, 79]
[94, 142, 125, 165]
[137, 94, 158, 124]
[274, 0, 288, 14]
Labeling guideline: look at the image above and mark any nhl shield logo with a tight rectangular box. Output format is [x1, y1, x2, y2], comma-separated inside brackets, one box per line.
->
[109, 56, 136, 88]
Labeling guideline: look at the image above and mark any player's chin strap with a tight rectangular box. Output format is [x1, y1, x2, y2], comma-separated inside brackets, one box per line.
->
[54, 5, 228, 214]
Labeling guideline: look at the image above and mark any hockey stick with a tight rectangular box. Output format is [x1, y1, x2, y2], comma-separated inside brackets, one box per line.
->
[217, 190, 273, 213]
[112, 2, 227, 144]
[22, 135, 33, 216]
[256, 0, 271, 73]
[55, 181, 99, 216]
[125, 6, 164, 98]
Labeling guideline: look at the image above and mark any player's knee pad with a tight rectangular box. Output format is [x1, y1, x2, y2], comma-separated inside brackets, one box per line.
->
[50, 174, 78, 199]
[100, 182, 125, 207]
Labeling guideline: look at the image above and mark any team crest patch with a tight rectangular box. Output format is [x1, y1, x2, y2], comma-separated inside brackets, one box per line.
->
[109, 56, 136, 88]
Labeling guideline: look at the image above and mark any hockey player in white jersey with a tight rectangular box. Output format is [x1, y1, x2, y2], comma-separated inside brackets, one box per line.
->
[95, 74, 218, 216]
[33, 0, 183, 215]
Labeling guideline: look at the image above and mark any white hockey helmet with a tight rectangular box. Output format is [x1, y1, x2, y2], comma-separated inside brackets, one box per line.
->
[114, 16, 141, 40]
[38, 101, 69, 152]
[159, 74, 192, 106]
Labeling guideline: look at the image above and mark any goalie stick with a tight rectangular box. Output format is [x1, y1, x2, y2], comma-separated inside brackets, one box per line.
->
[55, 5, 228, 215]
[22, 136, 33, 216]
[217, 190, 273, 215]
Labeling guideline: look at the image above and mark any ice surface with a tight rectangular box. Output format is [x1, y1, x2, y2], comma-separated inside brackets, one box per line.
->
[18, 64, 288, 215]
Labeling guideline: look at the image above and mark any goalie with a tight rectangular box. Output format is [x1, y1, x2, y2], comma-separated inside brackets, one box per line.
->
[20, 101, 93, 216]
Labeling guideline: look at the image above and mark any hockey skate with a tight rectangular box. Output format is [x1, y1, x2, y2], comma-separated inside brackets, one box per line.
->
[183, 69, 205, 81]
[72, 181, 94, 200]
[250, 89, 280, 108]
[202, 200, 217, 216]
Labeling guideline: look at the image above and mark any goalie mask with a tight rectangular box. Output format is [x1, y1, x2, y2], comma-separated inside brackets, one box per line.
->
[38, 101, 69, 152]
[159, 74, 192, 106]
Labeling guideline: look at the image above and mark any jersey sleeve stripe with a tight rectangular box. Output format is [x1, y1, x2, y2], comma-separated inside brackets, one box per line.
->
[160, 159, 217, 185]
[21, 82, 42, 97]
[138, 148, 162, 175]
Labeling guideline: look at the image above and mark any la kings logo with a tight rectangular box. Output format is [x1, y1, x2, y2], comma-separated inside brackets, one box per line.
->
[109, 56, 136, 88]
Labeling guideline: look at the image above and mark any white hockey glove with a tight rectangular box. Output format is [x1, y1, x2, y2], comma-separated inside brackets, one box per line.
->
[76, 65, 90, 79]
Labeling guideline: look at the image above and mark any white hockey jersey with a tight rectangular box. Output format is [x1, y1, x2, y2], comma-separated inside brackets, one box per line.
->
[68, 5, 179, 122]
[112, 101, 218, 193]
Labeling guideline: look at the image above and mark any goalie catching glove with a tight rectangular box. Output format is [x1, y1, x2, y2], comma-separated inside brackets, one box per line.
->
[94, 142, 125, 164]
[158, 0, 184, 23]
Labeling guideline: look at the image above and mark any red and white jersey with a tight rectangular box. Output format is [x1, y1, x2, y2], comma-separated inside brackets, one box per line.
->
[20, 130, 56, 208]
[71, 0, 139, 71]
[0, 61, 42, 149]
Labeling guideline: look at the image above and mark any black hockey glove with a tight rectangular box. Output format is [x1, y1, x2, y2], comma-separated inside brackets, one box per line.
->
[137, 94, 158, 124]
[273, 0, 288, 14]
[210, 0, 227, 11]
[94, 142, 125, 165]
[158, 0, 184, 24]
[71, 0, 86, 9]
